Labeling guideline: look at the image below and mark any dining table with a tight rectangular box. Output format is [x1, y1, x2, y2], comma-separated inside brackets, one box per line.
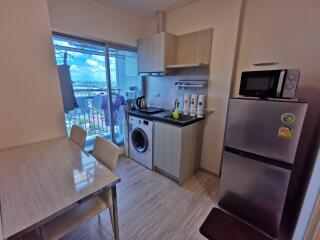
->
[0, 137, 121, 240]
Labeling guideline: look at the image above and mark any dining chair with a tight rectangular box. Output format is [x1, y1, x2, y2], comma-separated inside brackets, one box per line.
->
[40, 137, 120, 240]
[92, 136, 121, 234]
[69, 124, 87, 149]
[92, 136, 120, 172]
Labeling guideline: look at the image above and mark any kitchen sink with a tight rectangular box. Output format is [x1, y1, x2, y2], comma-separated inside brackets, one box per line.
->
[163, 114, 196, 122]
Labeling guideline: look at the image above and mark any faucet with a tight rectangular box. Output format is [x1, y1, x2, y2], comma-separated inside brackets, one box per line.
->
[173, 98, 179, 111]
[172, 99, 180, 120]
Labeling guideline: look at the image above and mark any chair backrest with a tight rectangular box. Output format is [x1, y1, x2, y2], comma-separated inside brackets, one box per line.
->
[92, 136, 120, 172]
[69, 125, 87, 149]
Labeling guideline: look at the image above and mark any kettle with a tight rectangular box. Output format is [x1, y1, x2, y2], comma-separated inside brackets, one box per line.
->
[136, 96, 146, 109]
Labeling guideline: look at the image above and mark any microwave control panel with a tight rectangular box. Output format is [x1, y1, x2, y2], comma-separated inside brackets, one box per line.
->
[282, 69, 300, 98]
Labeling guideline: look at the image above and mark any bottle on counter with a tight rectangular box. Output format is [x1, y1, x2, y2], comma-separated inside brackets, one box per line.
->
[197, 94, 206, 118]
[183, 93, 191, 115]
[190, 94, 198, 117]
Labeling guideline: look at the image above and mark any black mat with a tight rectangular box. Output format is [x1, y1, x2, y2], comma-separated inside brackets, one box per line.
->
[199, 208, 272, 240]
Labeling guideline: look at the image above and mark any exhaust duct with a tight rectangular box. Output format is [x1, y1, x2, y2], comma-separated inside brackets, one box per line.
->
[156, 11, 166, 33]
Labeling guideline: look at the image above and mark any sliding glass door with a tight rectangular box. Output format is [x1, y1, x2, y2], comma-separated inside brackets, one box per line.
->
[108, 48, 140, 144]
[52, 34, 140, 149]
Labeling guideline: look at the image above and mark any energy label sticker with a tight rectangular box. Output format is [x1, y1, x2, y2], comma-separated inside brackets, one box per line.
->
[281, 113, 296, 124]
[278, 126, 293, 139]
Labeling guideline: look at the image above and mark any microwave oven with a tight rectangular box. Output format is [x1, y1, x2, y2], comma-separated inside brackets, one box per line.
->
[239, 69, 300, 99]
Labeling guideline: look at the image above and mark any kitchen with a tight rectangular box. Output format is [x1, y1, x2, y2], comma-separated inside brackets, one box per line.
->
[0, 0, 320, 240]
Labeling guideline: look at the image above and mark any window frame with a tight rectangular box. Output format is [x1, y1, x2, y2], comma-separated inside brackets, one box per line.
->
[52, 32, 138, 146]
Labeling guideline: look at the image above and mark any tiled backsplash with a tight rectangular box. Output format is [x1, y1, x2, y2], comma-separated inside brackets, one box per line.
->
[145, 76, 208, 111]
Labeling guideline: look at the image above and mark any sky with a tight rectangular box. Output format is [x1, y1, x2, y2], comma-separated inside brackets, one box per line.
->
[53, 37, 116, 84]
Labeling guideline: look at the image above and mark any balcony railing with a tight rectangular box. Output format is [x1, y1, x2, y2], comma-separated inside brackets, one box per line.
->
[65, 88, 125, 147]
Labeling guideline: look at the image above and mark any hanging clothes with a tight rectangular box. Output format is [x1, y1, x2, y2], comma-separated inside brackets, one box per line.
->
[76, 97, 90, 114]
[57, 64, 78, 113]
[92, 95, 103, 109]
[112, 93, 125, 125]
[113, 94, 125, 110]
[97, 93, 125, 127]
[101, 95, 111, 126]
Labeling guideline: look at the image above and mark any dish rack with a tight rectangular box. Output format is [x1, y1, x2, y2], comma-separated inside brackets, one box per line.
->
[174, 80, 208, 89]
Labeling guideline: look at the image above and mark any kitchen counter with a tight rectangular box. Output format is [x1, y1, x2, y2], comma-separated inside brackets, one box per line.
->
[127, 109, 205, 126]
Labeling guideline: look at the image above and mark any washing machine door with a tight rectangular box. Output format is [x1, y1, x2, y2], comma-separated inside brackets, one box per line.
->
[131, 127, 148, 153]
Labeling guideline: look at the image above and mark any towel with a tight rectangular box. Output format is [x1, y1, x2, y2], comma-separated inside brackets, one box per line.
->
[57, 64, 78, 113]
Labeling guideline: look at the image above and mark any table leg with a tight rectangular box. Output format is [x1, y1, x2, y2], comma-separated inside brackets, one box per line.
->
[111, 185, 119, 240]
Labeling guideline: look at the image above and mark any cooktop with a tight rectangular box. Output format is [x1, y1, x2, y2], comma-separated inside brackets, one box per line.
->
[137, 107, 165, 114]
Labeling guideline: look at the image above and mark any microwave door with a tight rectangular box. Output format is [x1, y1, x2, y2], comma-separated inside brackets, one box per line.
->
[225, 99, 307, 164]
[276, 70, 286, 97]
[239, 70, 282, 98]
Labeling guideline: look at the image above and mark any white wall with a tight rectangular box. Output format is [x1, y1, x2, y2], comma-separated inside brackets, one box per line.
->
[0, 0, 66, 150]
[144, 0, 243, 175]
[47, 0, 144, 46]
[234, 0, 320, 101]
[234, 0, 320, 124]
[234, 0, 320, 201]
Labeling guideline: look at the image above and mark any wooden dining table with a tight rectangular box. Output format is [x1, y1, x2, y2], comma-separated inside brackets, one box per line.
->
[0, 137, 121, 240]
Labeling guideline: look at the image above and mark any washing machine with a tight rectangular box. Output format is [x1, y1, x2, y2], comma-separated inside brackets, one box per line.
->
[129, 115, 153, 169]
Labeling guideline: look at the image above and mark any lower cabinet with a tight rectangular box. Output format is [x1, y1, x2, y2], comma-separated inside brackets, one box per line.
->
[153, 121, 204, 184]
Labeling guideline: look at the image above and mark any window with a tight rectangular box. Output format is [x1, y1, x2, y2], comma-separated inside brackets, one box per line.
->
[53, 34, 140, 149]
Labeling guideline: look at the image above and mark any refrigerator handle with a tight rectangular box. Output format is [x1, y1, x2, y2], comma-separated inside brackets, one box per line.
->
[224, 146, 292, 170]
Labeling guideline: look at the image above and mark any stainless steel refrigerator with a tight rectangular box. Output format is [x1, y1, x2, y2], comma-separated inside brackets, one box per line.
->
[219, 98, 308, 237]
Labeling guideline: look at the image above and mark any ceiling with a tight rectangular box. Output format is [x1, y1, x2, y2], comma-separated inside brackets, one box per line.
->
[93, 0, 203, 19]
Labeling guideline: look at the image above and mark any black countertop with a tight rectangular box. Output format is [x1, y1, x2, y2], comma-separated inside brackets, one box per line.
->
[128, 109, 205, 127]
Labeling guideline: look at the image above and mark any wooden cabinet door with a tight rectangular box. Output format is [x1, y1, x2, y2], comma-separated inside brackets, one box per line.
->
[179, 122, 203, 183]
[154, 122, 181, 179]
[176, 28, 213, 65]
[138, 32, 165, 73]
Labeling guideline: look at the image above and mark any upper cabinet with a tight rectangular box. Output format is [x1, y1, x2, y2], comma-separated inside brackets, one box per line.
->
[137, 28, 213, 74]
[168, 29, 213, 69]
[137, 32, 177, 73]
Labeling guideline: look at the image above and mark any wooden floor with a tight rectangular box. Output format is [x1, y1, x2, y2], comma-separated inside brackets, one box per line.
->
[18, 157, 293, 240]
[20, 157, 220, 240]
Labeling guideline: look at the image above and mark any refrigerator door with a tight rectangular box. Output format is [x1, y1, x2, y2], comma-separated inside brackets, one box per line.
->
[219, 151, 291, 237]
[225, 98, 307, 164]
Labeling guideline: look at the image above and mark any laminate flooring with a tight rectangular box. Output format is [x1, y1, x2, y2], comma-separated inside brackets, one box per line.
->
[20, 157, 220, 240]
[16, 157, 292, 240]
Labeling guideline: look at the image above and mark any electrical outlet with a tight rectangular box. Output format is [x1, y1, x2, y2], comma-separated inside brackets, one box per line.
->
[153, 92, 160, 97]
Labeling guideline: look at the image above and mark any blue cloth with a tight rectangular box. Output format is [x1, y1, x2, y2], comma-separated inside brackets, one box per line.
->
[92, 95, 103, 109]
[76, 97, 90, 114]
[101, 95, 110, 126]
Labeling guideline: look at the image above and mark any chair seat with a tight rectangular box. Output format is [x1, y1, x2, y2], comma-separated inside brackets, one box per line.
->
[199, 207, 272, 240]
[41, 197, 107, 240]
